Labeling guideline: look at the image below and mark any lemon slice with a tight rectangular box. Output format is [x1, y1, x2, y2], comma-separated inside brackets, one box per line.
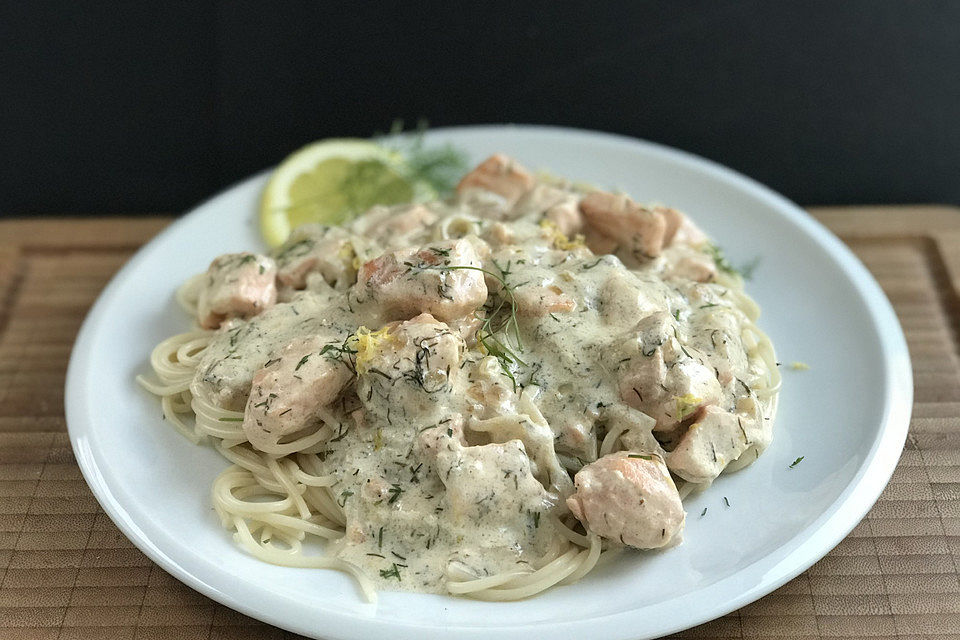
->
[259, 138, 435, 247]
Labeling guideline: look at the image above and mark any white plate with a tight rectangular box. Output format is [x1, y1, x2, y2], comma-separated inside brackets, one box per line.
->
[65, 125, 912, 640]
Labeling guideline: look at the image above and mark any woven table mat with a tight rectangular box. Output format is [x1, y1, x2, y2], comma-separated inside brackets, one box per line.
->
[0, 207, 957, 640]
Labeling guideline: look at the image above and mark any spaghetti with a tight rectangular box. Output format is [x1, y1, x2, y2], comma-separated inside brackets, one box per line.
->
[137, 154, 779, 603]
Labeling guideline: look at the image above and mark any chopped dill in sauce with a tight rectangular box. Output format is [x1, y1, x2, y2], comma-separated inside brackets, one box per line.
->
[154, 152, 781, 598]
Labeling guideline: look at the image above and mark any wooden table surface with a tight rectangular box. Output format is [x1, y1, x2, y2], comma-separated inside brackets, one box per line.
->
[0, 207, 958, 639]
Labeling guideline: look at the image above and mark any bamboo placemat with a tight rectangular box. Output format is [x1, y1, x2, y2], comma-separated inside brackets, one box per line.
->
[0, 207, 957, 640]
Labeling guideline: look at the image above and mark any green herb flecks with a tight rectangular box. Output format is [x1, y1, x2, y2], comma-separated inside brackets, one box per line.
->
[387, 484, 404, 505]
[379, 563, 403, 581]
[789, 456, 804, 468]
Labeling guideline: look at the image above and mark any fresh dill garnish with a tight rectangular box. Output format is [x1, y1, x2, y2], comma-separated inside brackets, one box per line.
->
[739, 256, 761, 280]
[699, 303, 718, 309]
[628, 454, 654, 460]
[705, 242, 761, 280]
[705, 242, 738, 276]
[337, 490, 354, 507]
[295, 354, 310, 371]
[218, 417, 243, 422]
[723, 496, 730, 507]
[673, 309, 681, 321]
[412, 261, 525, 389]
[789, 456, 804, 468]
[378, 119, 468, 194]
[700, 507, 708, 517]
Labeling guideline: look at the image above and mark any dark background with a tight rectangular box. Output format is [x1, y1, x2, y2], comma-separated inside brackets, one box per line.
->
[2, 1, 958, 217]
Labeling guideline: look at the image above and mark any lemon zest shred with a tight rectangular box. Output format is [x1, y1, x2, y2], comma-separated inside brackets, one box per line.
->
[790, 361, 810, 371]
[675, 394, 703, 420]
[354, 326, 397, 374]
[539, 219, 586, 251]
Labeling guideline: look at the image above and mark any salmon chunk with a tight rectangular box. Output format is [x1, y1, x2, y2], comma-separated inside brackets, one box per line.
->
[355, 314, 464, 386]
[618, 312, 722, 431]
[513, 184, 584, 236]
[580, 191, 668, 261]
[666, 405, 757, 483]
[457, 154, 535, 207]
[567, 451, 684, 549]
[274, 225, 357, 290]
[355, 314, 465, 424]
[661, 207, 707, 247]
[436, 439, 550, 543]
[197, 253, 277, 329]
[666, 253, 717, 283]
[243, 334, 353, 450]
[512, 282, 577, 316]
[350, 203, 438, 249]
[357, 239, 488, 323]
[543, 198, 584, 238]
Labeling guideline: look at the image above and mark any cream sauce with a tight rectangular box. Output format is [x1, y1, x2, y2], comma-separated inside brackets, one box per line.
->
[188, 160, 776, 593]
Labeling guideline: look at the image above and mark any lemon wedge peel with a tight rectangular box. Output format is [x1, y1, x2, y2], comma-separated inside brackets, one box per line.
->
[259, 138, 435, 247]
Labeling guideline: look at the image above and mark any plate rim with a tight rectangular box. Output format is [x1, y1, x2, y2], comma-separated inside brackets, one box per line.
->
[65, 124, 913, 639]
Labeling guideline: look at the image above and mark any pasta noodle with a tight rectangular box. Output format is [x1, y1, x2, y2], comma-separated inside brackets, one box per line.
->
[137, 155, 779, 603]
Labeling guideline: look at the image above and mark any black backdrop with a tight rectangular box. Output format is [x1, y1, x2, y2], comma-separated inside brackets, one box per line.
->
[2, 1, 958, 216]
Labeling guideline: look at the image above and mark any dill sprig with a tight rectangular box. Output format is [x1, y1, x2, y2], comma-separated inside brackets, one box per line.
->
[405, 254, 526, 388]
[705, 242, 738, 276]
[705, 242, 761, 281]
[379, 119, 468, 194]
[441, 262, 526, 389]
